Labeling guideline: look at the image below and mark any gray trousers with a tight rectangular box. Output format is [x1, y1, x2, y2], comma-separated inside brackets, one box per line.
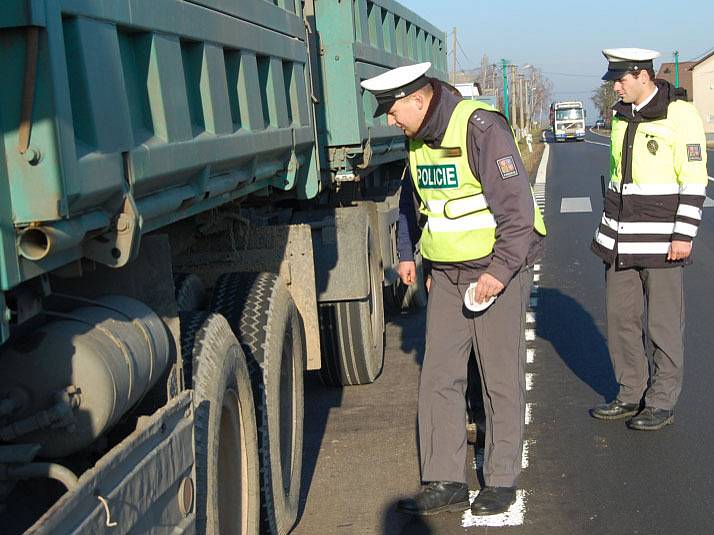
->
[418, 267, 532, 487]
[605, 265, 685, 410]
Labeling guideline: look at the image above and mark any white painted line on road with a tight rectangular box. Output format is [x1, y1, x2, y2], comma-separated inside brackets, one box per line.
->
[534, 263, 541, 272]
[463, 490, 527, 527]
[534, 273, 540, 282]
[526, 311, 536, 324]
[708, 176, 714, 182]
[525, 403, 533, 425]
[705, 197, 714, 207]
[527, 348, 535, 364]
[521, 440, 531, 469]
[588, 126, 610, 139]
[584, 139, 609, 147]
[561, 197, 593, 213]
[525, 328, 535, 341]
[526, 373, 534, 391]
[535, 143, 549, 184]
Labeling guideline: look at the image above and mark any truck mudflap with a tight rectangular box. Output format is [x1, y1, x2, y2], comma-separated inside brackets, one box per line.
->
[28, 391, 195, 534]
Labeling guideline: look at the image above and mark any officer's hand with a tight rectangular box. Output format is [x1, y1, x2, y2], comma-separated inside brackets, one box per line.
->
[426, 275, 432, 293]
[475, 273, 505, 303]
[398, 261, 417, 285]
[667, 240, 692, 261]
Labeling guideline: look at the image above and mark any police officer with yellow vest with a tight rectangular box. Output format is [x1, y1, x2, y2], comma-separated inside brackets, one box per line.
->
[361, 63, 546, 516]
[590, 49, 708, 430]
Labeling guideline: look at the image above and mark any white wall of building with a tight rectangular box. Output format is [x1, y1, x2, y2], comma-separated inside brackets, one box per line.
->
[692, 54, 714, 138]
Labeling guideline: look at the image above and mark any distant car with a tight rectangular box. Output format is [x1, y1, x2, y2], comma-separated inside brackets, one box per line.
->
[595, 119, 606, 128]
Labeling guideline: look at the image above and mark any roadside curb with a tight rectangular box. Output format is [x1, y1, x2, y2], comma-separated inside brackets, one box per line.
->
[589, 127, 610, 139]
[535, 143, 549, 184]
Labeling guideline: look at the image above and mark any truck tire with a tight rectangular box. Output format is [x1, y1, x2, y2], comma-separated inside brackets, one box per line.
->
[211, 272, 305, 535]
[387, 251, 428, 312]
[319, 228, 385, 386]
[181, 312, 260, 535]
[174, 272, 207, 312]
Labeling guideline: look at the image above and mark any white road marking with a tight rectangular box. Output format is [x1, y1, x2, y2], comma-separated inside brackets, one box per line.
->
[527, 348, 535, 364]
[525, 403, 533, 425]
[526, 311, 536, 324]
[526, 372, 534, 391]
[463, 490, 527, 527]
[709, 176, 714, 182]
[534, 273, 540, 282]
[705, 197, 714, 207]
[535, 143, 550, 184]
[585, 139, 609, 147]
[561, 197, 593, 213]
[533, 263, 541, 272]
[521, 440, 531, 469]
[525, 328, 535, 341]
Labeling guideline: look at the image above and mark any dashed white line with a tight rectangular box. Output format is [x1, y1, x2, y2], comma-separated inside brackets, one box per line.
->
[526, 311, 536, 324]
[526, 373, 535, 391]
[534, 273, 540, 283]
[527, 348, 535, 364]
[521, 440, 532, 469]
[525, 328, 536, 341]
[525, 403, 533, 425]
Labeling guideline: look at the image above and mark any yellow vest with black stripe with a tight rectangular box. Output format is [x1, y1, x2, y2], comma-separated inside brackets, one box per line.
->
[409, 100, 546, 263]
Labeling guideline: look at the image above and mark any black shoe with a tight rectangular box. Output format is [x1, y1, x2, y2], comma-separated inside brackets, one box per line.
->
[396, 481, 469, 516]
[627, 407, 674, 431]
[470, 486, 516, 516]
[590, 399, 641, 420]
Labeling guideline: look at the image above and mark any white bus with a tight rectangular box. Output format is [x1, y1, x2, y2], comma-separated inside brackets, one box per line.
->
[550, 101, 586, 141]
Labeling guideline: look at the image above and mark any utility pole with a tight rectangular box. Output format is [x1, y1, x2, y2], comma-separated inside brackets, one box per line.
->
[518, 75, 525, 134]
[451, 27, 457, 84]
[510, 65, 517, 129]
[673, 50, 679, 88]
[501, 59, 509, 120]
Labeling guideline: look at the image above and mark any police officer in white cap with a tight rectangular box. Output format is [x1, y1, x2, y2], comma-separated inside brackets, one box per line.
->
[590, 48, 708, 429]
[362, 63, 546, 516]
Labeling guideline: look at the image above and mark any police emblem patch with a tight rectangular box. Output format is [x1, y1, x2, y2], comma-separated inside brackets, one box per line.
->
[687, 144, 702, 161]
[647, 139, 658, 155]
[496, 156, 519, 179]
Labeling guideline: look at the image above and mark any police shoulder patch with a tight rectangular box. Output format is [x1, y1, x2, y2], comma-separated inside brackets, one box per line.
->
[496, 155, 519, 179]
[686, 143, 702, 162]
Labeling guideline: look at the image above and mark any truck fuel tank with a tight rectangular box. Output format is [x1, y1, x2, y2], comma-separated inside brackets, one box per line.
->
[0, 296, 170, 457]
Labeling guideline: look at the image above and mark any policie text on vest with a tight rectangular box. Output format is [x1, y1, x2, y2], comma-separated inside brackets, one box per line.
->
[417, 165, 459, 189]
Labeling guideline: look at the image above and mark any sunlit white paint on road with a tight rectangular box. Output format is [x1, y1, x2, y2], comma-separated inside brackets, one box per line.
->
[526, 311, 536, 324]
[527, 348, 535, 364]
[526, 373, 534, 391]
[521, 440, 531, 469]
[525, 403, 533, 425]
[462, 490, 527, 527]
[525, 329, 536, 341]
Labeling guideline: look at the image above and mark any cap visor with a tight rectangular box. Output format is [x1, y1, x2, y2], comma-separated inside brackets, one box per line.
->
[373, 100, 393, 118]
[602, 69, 623, 81]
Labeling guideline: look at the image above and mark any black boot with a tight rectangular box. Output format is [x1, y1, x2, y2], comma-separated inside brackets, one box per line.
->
[470, 486, 516, 516]
[627, 407, 674, 430]
[590, 399, 641, 420]
[396, 481, 470, 516]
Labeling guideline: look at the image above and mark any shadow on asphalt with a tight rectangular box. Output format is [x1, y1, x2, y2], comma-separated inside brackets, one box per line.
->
[298, 371, 344, 525]
[535, 287, 618, 400]
[381, 500, 436, 534]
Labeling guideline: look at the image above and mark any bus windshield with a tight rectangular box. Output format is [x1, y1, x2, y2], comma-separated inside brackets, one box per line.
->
[555, 108, 584, 121]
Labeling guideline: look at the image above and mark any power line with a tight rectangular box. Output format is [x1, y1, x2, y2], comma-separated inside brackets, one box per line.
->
[542, 71, 601, 78]
[690, 46, 714, 61]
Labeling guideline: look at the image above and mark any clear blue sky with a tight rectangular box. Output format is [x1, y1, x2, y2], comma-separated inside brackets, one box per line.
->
[404, 0, 714, 119]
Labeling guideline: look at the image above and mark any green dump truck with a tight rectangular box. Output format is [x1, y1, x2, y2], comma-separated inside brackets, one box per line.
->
[0, 1, 446, 532]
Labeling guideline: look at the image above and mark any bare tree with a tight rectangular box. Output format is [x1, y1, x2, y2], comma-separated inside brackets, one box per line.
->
[592, 81, 617, 125]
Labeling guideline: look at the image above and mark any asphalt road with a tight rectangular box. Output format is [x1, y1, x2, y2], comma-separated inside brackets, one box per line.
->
[292, 133, 714, 534]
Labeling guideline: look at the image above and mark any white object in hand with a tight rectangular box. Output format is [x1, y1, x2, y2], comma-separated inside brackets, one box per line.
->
[464, 281, 497, 312]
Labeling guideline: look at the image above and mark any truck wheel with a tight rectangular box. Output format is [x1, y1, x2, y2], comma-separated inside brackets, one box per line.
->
[319, 228, 385, 386]
[387, 251, 428, 312]
[211, 272, 305, 535]
[182, 312, 260, 535]
[174, 272, 207, 312]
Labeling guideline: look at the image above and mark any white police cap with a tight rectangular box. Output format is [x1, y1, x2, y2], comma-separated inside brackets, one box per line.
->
[601, 48, 660, 81]
[361, 62, 431, 117]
